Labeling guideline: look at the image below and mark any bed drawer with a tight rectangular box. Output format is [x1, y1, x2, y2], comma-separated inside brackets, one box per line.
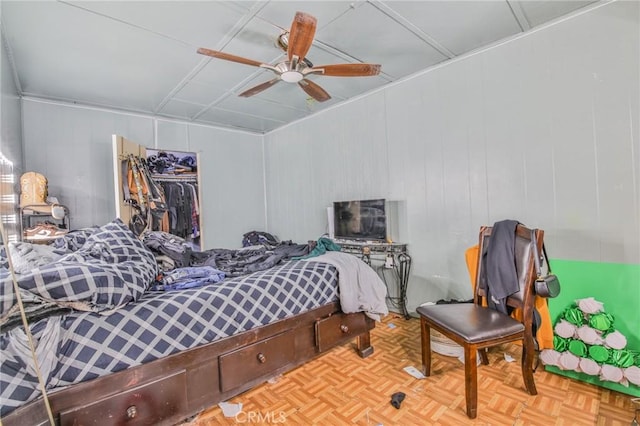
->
[59, 370, 187, 425]
[315, 312, 368, 352]
[219, 331, 295, 393]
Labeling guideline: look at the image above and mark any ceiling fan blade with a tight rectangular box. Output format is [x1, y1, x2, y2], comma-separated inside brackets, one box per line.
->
[239, 78, 281, 98]
[311, 63, 382, 77]
[298, 79, 331, 102]
[287, 12, 317, 62]
[197, 47, 264, 67]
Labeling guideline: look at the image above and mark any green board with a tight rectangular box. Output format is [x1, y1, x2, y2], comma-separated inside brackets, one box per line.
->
[546, 260, 640, 396]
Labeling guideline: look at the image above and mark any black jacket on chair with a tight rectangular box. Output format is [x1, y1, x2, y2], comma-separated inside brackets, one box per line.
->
[480, 219, 519, 315]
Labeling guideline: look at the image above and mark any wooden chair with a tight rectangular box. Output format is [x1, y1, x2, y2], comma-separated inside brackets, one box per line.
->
[416, 224, 543, 419]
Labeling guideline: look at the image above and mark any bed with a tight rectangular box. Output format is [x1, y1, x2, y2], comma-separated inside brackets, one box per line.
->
[0, 219, 386, 425]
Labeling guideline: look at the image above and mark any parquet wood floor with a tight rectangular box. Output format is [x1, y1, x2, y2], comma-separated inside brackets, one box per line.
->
[186, 313, 638, 426]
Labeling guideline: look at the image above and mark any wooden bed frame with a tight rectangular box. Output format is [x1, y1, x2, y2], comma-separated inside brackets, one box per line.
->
[2, 302, 375, 425]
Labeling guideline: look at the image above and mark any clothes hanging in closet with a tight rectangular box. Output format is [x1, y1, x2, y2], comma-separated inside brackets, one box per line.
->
[158, 180, 200, 240]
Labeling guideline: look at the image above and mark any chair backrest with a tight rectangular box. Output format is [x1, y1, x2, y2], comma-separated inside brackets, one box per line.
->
[20, 171, 48, 207]
[474, 224, 543, 313]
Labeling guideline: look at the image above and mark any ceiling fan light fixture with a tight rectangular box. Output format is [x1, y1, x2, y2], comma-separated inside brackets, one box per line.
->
[281, 71, 303, 83]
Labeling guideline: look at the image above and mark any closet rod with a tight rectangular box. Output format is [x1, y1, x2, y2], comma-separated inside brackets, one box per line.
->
[151, 174, 198, 182]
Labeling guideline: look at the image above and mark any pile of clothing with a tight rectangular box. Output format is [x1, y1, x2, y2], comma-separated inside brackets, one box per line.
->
[142, 230, 330, 289]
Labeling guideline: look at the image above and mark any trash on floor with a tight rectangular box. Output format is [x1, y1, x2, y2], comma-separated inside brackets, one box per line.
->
[218, 401, 242, 418]
[267, 374, 283, 384]
[403, 366, 426, 379]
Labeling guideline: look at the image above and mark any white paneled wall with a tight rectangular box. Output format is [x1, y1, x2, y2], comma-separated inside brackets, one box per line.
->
[264, 1, 640, 313]
[264, 91, 390, 242]
[186, 124, 265, 249]
[1, 24, 23, 242]
[22, 101, 265, 248]
[22, 101, 154, 229]
[1, 24, 23, 174]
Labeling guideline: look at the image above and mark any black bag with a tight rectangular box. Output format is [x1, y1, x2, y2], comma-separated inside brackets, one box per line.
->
[535, 274, 561, 298]
[531, 230, 561, 298]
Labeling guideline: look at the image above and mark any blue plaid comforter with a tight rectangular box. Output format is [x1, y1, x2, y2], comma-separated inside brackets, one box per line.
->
[0, 257, 338, 416]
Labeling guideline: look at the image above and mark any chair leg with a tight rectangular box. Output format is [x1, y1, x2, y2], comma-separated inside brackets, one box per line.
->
[464, 344, 478, 419]
[521, 339, 538, 395]
[420, 317, 432, 377]
[479, 348, 489, 365]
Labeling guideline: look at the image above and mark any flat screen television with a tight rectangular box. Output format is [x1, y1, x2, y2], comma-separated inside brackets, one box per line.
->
[333, 199, 387, 241]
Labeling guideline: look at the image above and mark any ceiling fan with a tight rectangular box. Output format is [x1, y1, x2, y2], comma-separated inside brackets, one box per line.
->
[197, 11, 381, 102]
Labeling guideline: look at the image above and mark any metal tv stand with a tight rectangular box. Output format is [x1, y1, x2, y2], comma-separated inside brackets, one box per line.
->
[334, 239, 412, 319]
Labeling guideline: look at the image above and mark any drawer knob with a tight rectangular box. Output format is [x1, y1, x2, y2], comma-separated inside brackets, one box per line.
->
[257, 353, 266, 363]
[126, 405, 137, 419]
[340, 324, 349, 333]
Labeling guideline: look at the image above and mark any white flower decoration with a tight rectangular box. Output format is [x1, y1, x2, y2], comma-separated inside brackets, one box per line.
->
[576, 297, 604, 314]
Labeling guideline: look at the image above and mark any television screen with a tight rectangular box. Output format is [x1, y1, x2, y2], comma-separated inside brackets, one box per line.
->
[333, 199, 387, 241]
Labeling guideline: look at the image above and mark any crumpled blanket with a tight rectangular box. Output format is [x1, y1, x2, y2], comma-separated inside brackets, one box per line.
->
[0, 219, 157, 317]
[2, 316, 62, 386]
[302, 251, 388, 321]
[192, 246, 286, 277]
[8, 242, 63, 275]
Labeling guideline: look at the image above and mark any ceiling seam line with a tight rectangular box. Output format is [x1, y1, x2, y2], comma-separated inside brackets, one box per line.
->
[20, 95, 261, 136]
[367, 0, 456, 59]
[191, 67, 278, 120]
[155, 3, 270, 114]
[155, 59, 212, 114]
[205, 104, 288, 123]
[57, 0, 192, 48]
[505, 0, 531, 32]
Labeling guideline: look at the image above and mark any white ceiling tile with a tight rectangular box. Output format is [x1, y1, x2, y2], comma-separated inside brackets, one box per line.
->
[381, 1, 523, 56]
[215, 94, 309, 122]
[67, 1, 246, 48]
[516, 1, 598, 28]
[198, 107, 284, 133]
[316, 2, 448, 79]
[3, 1, 202, 112]
[157, 99, 208, 120]
[173, 80, 228, 106]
